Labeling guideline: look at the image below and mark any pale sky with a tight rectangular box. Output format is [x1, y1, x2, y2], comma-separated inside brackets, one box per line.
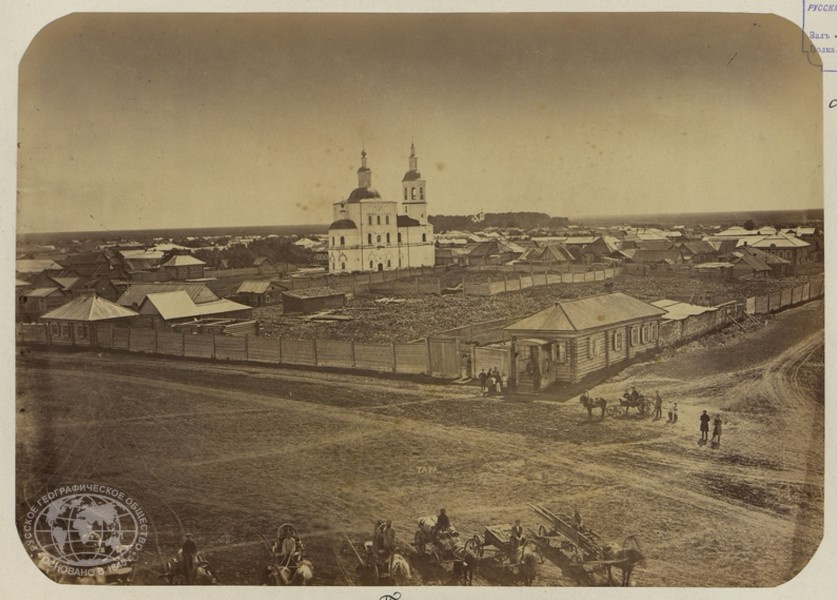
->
[17, 12, 823, 233]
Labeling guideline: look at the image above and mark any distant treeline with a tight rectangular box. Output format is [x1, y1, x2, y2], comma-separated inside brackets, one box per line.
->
[428, 212, 570, 233]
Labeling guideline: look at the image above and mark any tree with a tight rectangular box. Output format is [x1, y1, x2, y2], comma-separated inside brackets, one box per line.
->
[743, 219, 756, 231]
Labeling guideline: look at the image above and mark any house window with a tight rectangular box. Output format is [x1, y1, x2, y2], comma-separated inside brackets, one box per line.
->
[76, 325, 87, 339]
[49, 322, 59, 336]
[613, 330, 623, 351]
[368, 233, 372, 244]
[651, 322, 658, 341]
[552, 341, 566, 364]
[630, 326, 639, 346]
[588, 337, 599, 358]
[340, 236, 345, 246]
[386, 233, 391, 244]
[60, 324, 70, 338]
[265, 294, 271, 303]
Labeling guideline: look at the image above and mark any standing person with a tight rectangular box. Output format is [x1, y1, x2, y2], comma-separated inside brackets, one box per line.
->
[711, 414, 723, 448]
[486, 370, 496, 396]
[493, 368, 502, 394]
[699, 410, 710, 441]
[666, 400, 674, 424]
[654, 391, 663, 420]
[672, 402, 678, 424]
[478, 369, 488, 396]
[510, 519, 524, 552]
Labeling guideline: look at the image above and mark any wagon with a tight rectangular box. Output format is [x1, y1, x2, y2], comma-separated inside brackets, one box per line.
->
[606, 393, 652, 417]
[463, 524, 540, 585]
[527, 503, 644, 586]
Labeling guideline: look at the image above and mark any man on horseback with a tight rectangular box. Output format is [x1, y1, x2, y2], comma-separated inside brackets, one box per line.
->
[274, 525, 303, 567]
[432, 508, 451, 539]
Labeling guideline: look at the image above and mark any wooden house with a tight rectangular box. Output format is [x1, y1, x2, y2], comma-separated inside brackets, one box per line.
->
[39, 294, 138, 345]
[235, 280, 287, 307]
[503, 292, 666, 392]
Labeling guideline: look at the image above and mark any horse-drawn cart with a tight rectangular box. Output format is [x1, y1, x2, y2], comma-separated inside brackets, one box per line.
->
[528, 503, 643, 586]
[606, 393, 652, 417]
[464, 525, 540, 586]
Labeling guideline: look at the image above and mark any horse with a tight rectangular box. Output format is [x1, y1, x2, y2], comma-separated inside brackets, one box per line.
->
[161, 556, 217, 585]
[388, 552, 411, 585]
[601, 535, 644, 586]
[451, 538, 481, 586]
[516, 543, 539, 586]
[580, 394, 607, 420]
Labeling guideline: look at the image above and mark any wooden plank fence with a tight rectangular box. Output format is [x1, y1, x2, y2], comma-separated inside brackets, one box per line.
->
[16, 323, 461, 379]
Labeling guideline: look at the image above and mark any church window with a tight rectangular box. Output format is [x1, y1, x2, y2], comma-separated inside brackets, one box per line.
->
[341, 262, 345, 270]
[404, 189, 408, 200]
[368, 215, 373, 225]
[385, 215, 389, 225]
[386, 233, 390, 244]
[377, 215, 381, 225]
[387, 259, 391, 267]
[368, 233, 372, 244]
[377, 235, 381, 243]
[331, 236, 334, 246]
[422, 233, 427, 242]
[398, 233, 402, 243]
[411, 187, 416, 200]
[340, 236, 345, 246]
[420, 187, 424, 200]
[370, 260, 374, 269]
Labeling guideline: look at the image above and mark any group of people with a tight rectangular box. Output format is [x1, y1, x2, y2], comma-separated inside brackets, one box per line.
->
[478, 368, 504, 396]
[699, 410, 723, 448]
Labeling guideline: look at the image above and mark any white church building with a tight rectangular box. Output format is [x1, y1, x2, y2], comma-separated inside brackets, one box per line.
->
[328, 144, 435, 273]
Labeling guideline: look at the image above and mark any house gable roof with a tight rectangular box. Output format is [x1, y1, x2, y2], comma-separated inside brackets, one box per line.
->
[140, 291, 251, 320]
[40, 294, 138, 321]
[117, 282, 220, 308]
[504, 292, 666, 333]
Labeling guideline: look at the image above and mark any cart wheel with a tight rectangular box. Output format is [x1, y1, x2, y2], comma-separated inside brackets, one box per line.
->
[606, 405, 618, 417]
[464, 536, 482, 558]
[616, 407, 625, 417]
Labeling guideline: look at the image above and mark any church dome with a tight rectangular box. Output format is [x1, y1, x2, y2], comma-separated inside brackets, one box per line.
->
[347, 187, 382, 203]
[402, 170, 422, 182]
[329, 218, 357, 230]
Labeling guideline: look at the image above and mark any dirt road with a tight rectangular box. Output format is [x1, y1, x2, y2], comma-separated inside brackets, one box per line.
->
[15, 299, 823, 586]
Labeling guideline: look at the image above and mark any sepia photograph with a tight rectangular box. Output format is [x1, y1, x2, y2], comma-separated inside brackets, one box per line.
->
[5, 3, 832, 595]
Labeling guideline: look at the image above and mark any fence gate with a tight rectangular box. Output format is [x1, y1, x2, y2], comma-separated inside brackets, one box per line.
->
[428, 338, 460, 378]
